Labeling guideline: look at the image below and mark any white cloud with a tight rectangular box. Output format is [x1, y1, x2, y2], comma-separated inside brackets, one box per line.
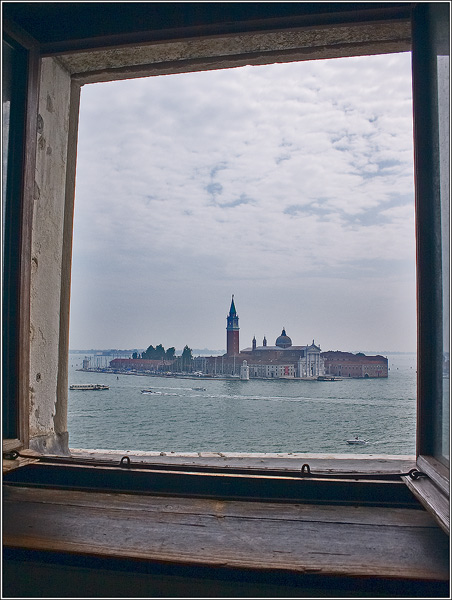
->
[70, 52, 415, 351]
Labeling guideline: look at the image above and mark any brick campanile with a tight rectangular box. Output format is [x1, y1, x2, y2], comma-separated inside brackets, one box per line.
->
[226, 295, 240, 356]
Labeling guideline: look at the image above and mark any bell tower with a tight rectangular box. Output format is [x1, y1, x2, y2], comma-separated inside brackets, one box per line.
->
[226, 295, 240, 356]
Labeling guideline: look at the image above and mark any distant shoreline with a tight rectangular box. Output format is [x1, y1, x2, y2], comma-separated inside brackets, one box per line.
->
[70, 349, 416, 356]
[76, 369, 350, 382]
[77, 369, 241, 381]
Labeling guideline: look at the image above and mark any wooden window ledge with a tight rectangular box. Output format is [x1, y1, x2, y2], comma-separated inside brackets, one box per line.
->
[3, 483, 449, 597]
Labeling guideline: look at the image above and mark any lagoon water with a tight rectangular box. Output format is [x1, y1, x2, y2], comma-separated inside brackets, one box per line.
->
[68, 352, 417, 455]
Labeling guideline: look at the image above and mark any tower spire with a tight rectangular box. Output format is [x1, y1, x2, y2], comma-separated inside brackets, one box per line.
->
[229, 294, 237, 317]
[226, 295, 239, 356]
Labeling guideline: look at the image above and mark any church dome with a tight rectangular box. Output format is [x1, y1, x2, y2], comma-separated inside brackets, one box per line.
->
[275, 328, 292, 348]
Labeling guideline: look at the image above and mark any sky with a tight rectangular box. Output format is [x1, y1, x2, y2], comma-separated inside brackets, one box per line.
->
[69, 51, 416, 354]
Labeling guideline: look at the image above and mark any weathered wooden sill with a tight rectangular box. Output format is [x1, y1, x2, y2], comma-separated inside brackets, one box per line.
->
[68, 448, 418, 473]
[3, 459, 449, 598]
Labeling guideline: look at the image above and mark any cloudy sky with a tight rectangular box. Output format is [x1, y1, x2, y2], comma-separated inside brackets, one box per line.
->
[69, 51, 416, 353]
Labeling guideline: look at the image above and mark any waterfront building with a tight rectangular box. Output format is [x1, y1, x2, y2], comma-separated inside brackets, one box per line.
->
[203, 298, 324, 378]
[321, 351, 388, 378]
[203, 298, 387, 379]
[249, 363, 296, 379]
[109, 358, 175, 373]
[241, 333, 324, 378]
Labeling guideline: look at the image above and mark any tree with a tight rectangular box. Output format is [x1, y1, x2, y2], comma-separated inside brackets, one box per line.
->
[181, 345, 193, 371]
[132, 352, 138, 359]
[142, 345, 155, 359]
[166, 347, 176, 360]
[155, 344, 166, 359]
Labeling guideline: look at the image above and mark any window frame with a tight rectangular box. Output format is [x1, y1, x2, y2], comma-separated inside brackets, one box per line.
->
[404, 2, 450, 532]
[2, 2, 449, 532]
[2, 20, 40, 452]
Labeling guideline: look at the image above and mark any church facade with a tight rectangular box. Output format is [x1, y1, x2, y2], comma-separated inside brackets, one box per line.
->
[201, 297, 324, 378]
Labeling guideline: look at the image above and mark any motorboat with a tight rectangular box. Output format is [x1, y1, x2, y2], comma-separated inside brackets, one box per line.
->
[192, 387, 206, 391]
[69, 384, 109, 390]
[141, 389, 162, 394]
[346, 437, 368, 445]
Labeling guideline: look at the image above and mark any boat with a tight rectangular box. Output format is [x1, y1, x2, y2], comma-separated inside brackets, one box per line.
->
[141, 389, 162, 394]
[192, 387, 206, 391]
[69, 384, 109, 391]
[346, 437, 368, 445]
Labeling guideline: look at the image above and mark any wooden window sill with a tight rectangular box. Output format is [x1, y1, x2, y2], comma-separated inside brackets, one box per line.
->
[68, 448, 418, 474]
[3, 484, 449, 586]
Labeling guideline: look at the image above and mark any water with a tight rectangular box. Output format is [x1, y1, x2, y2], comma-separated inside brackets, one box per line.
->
[68, 353, 417, 455]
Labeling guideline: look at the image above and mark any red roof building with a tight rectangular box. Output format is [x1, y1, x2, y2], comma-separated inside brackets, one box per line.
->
[321, 351, 388, 378]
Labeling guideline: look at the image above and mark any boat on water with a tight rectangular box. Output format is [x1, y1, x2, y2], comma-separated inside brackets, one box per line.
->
[346, 436, 368, 445]
[141, 389, 162, 394]
[69, 384, 109, 391]
[192, 387, 206, 391]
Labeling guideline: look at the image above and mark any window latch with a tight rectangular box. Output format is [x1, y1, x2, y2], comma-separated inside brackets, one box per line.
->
[3, 450, 20, 460]
[301, 463, 311, 475]
[407, 468, 427, 480]
[119, 456, 131, 468]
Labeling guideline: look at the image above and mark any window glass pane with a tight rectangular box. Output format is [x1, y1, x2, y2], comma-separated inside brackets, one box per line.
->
[2, 40, 15, 438]
[437, 45, 450, 467]
[2, 40, 13, 259]
[2, 39, 25, 439]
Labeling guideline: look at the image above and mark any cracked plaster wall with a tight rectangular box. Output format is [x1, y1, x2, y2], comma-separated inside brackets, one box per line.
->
[29, 57, 72, 453]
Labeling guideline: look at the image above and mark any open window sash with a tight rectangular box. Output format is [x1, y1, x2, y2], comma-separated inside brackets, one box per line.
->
[408, 2, 450, 534]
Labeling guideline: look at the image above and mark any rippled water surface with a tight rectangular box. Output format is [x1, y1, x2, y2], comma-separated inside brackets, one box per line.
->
[68, 353, 417, 454]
